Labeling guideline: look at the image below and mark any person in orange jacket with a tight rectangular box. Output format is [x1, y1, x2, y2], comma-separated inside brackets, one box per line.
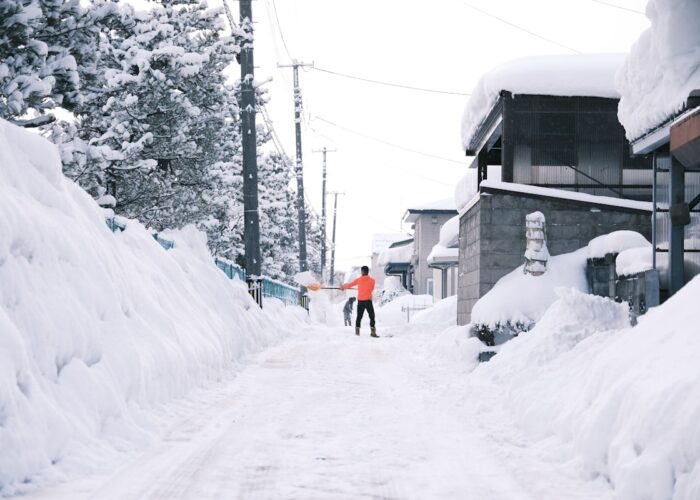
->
[340, 266, 378, 337]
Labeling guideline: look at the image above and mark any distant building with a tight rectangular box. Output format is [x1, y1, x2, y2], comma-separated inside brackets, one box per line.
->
[457, 54, 654, 325]
[378, 238, 414, 291]
[370, 233, 411, 288]
[403, 198, 458, 296]
[427, 215, 459, 300]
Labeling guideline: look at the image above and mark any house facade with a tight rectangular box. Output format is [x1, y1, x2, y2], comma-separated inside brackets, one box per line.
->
[403, 199, 457, 296]
[456, 54, 656, 325]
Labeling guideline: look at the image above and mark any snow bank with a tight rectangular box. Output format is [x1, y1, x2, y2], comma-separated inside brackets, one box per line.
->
[426, 325, 482, 373]
[462, 54, 625, 149]
[617, 0, 700, 140]
[377, 294, 433, 326]
[587, 230, 650, 259]
[475, 277, 700, 500]
[410, 295, 457, 328]
[471, 248, 589, 330]
[0, 119, 304, 494]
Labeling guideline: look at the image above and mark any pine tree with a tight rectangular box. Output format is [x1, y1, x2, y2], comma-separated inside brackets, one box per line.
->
[0, 0, 100, 126]
[63, 0, 242, 231]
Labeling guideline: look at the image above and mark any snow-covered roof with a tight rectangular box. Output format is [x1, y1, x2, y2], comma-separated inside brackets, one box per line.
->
[406, 197, 456, 212]
[427, 244, 458, 265]
[454, 169, 478, 213]
[377, 241, 414, 266]
[372, 233, 411, 254]
[477, 180, 653, 213]
[617, 0, 700, 141]
[462, 54, 625, 150]
[438, 215, 459, 248]
[404, 197, 457, 223]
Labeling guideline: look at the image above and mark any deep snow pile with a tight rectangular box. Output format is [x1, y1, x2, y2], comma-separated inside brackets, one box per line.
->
[616, 0, 700, 140]
[470, 248, 589, 332]
[462, 54, 624, 149]
[410, 295, 457, 328]
[473, 280, 700, 500]
[377, 294, 434, 325]
[0, 119, 306, 494]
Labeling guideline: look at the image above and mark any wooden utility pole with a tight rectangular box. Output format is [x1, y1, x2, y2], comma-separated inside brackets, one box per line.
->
[278, 61, 314, 274]
[328, 191, 345, 285]
[312, 147, 337, 280]
[239, 0, 261, 278]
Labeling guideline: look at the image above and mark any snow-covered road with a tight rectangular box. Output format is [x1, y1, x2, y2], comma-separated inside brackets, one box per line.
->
[27, 324, 611, 500]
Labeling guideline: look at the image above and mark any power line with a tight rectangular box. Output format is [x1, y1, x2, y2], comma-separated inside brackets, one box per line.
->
[270, 0, 293, 61]
[590, 0, 645, 15]
[312, 116, 466, 166]
[460, 2, 581, 54]
[312, 66, 471, 96]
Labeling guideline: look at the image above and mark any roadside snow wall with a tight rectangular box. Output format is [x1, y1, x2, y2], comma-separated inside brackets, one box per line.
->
[475, 280, 700, 500]
[0, 119, 306, 494]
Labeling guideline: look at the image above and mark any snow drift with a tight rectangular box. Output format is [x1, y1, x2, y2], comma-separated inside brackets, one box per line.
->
[0, 119, 306, 494]
[474, 279, 700, 500]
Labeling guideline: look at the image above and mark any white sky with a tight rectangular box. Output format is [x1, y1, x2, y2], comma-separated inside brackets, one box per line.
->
[249, 0, 651, 274]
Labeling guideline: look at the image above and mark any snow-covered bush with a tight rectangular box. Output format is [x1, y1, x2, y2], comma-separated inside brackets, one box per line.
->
[375, 276, 409, 306]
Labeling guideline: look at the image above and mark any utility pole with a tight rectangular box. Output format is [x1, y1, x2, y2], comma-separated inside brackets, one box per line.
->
[328, 191, 345, 285]
[278, 61, 314, 274]
[312, 147, 337, 280]
[239, 0, 261, 279]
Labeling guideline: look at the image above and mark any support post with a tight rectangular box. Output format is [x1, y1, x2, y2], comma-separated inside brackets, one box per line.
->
[328, 191, 344, 285]
[313, 147, 337, 280]
[668, 156, 685, 295]
[278, 61, 314, 277]
[239, 0, 261, 281]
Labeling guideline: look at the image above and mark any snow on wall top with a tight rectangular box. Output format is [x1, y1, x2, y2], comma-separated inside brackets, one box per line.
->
[479, 180, 653, 212]
[461, 54, 625, 150]
[616, 0, 700, 141]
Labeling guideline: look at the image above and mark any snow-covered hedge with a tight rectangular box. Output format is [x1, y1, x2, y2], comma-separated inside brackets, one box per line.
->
[0, 119, 306, 494]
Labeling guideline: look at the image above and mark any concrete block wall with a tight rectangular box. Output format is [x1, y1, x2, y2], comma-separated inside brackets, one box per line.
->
[457, 190, 652, 325]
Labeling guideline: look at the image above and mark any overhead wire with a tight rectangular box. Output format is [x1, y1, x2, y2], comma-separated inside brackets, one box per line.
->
[312, 66, 471, 96]
[270, 0, 294, 61]
[312, 116, 467, 166]
[459, 1, 581, 54]
[590, 0, 645, 15]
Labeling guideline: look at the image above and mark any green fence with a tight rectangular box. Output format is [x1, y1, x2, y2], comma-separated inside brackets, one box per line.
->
[105, 217, 304, 308]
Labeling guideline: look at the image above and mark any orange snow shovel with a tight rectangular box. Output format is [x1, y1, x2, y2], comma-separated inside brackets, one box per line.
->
[306, 283, 354, 292]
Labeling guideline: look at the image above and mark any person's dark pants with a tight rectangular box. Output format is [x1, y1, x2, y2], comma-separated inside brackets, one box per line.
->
[356, 300, 375, 328]
[344, 314, 352, 326]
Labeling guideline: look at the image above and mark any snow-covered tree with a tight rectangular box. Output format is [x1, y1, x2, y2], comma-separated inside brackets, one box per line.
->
[0, 0, 109, 127]
[62, 0, 242, 231]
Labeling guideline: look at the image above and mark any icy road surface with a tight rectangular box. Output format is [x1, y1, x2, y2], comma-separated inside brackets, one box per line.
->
[27, 325, 611, 500]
